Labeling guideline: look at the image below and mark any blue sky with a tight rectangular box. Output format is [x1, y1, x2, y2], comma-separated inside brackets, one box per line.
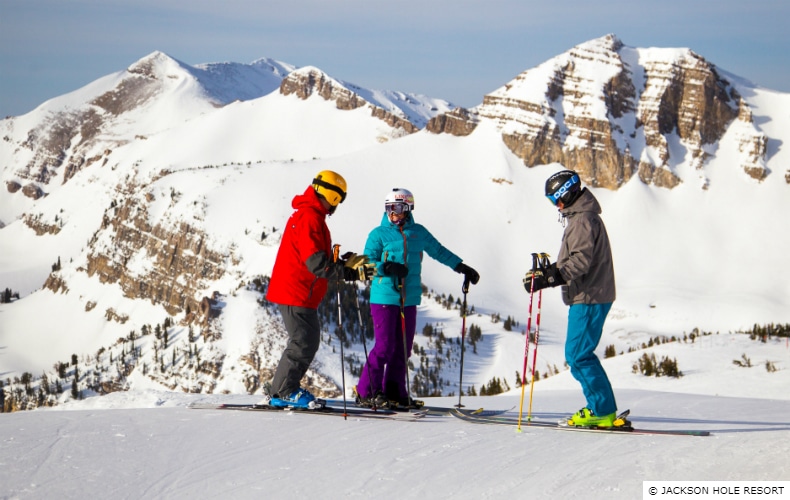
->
[1, 0, 788, 117]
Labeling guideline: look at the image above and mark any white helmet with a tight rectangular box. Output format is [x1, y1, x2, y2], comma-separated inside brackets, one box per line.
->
[384, 188, 415, 212]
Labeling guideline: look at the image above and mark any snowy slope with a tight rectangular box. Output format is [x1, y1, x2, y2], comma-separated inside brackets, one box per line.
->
[1, 386, 788, 498]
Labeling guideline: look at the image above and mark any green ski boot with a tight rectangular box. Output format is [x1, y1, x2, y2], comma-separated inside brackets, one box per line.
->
[567, 407, 617, 428]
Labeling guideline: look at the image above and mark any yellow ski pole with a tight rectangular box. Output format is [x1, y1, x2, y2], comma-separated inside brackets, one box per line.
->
[527, 253, 550, 422]
[517, 253, 539, 432]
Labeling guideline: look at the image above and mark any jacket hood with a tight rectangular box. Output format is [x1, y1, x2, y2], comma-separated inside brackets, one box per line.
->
[560, 188, 601, 216]
[293, 186, 329, 215]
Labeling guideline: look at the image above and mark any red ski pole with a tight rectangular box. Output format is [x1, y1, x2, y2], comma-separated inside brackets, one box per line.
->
[528, 253, 550, 422]
[517, 253, 539, 432]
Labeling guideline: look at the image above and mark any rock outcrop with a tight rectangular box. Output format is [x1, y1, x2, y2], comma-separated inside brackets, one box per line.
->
[74, 187, 229, 316]
[427, 34, 768, 189]
[280, 67, 419, 134]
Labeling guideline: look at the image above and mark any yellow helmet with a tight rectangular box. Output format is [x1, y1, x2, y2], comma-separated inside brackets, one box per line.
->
[312, 170, 347, 207]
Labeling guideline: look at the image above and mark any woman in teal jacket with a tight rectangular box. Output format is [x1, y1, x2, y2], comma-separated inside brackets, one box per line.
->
[355, 188, 479, 408]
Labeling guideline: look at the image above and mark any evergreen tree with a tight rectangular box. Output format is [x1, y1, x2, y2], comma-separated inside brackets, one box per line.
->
[468, 324, 482, 344]
[71, 367, 79, 399]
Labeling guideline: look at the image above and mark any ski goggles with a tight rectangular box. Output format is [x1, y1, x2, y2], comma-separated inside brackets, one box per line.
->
[385, 203, 410, 215]
[546, 174, 580, 206]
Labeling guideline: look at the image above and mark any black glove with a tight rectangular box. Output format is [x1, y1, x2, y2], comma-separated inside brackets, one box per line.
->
[454, 262, 480, 285]
[523, 262, 565, 292]
[382, 262, 409, 279]
[543, 262, 565, 287]
[341, 265, 360, 282]
[523, 269, 548, 292]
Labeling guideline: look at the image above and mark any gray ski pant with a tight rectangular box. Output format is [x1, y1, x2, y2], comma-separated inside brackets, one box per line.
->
[270, 304, 321, 398]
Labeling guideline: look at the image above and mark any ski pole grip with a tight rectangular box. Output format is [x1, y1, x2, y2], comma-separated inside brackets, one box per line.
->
[333, 244, 340, 263]
[462, 276, 470, 295]
[531, 253, 539, 272]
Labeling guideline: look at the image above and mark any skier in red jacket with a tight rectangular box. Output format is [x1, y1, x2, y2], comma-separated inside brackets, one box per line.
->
[265, 170, 369, 408]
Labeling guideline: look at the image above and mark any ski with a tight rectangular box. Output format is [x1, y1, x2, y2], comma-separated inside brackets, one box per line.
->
[324, 399, 514, 417]
[417, 406, 513, 417]
[450, 408, 711, 436]
[188, 402, 426, 421]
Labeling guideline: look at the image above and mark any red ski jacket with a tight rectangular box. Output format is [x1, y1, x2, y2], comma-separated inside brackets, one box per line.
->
[266, 187, 334, 309]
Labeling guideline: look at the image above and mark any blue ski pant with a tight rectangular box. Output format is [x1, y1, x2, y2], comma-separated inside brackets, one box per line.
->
[565, 302, 617, 416]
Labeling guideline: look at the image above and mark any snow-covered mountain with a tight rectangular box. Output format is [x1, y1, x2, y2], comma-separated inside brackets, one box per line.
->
[429, 34, 769, 189]
[1, 35, 789, 413]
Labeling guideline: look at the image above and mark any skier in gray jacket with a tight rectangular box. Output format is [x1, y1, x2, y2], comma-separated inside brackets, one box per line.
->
[524, 169, 619, 428]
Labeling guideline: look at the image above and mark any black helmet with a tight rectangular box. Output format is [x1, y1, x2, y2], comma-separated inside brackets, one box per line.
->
[545, 170, 582, 208]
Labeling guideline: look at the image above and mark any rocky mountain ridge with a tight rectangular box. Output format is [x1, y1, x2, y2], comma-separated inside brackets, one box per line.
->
[427, 34, 768, 190]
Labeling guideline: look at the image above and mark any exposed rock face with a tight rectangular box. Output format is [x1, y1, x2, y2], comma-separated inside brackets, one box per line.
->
[425, 107, 479, 136]
[23, 213, 61, 235]
[428, 34, 767, 189]
[6, 180, 21, 194]
[4, 52, 239, 201]
[21, 182, 46, 199]
[7, 56, 167, 196]
[76, 189, 229, 316]
[280, 67, 419, 134]
[732, 99, 769, 181]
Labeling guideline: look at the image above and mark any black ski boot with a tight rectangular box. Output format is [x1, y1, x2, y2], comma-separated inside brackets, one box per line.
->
[354, 387, 388, 409]
[388, 397, 425, 411]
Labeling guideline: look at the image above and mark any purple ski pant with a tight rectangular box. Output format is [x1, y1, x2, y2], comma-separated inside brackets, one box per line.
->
[356, 303, 417, 402]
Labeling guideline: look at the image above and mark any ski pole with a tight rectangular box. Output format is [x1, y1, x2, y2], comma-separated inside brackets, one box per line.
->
[456, 276, 471, 408]
[333, 244, 348, 419]
[399, 276, 412, 407]
[517, 253, 539, 432]
[527, 253, 551, 422]
[527, 289, 542, 422]
[397, 226, 413, 409]
[353, 274, 378, 410]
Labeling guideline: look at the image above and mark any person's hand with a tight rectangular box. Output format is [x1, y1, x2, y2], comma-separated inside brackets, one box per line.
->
[382, 262, 408, 279]
[337, 252, 372, 281]
[523, 261, 564, 292]
[543, 262, 565, 287]
[357, 262, 376, 281]
[341, 252, 368, 269]
[523, 269, 548, 292]
[454, 262, 480, 285]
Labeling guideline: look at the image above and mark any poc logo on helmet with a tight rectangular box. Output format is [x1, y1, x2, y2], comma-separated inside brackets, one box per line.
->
[551, 177, 578, 202]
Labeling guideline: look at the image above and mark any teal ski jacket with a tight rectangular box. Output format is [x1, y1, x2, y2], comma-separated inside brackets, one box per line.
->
[365, 212, 462, 307]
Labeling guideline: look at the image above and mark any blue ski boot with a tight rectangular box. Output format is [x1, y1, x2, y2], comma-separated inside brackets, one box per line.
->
[269, 388, 319, 409]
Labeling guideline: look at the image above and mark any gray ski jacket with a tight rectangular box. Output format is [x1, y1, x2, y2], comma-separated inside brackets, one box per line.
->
[557, 188, 616, 306]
